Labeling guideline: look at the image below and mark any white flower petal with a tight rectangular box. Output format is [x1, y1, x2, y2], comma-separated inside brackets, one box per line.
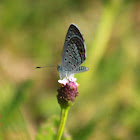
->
[58, 77, 68, 85]
[58, 74, 78, 86]
[68, 74, 77, 82]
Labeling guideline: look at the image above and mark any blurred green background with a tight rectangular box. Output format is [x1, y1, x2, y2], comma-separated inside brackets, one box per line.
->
[0, 0, 140, 140]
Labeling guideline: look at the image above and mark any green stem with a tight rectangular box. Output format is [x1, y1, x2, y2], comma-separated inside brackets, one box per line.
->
[56, 107, 70, 140]
[79, 0, 122, 87]
[88, 1, 121, 76]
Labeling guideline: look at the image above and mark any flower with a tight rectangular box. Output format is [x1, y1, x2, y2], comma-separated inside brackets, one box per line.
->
[58, 74, 78, 86]
[57, 74, 79, 108]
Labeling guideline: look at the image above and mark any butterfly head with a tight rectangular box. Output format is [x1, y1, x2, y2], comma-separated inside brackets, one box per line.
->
[57, 65, 61, 71]
[57, 65, 66, 79]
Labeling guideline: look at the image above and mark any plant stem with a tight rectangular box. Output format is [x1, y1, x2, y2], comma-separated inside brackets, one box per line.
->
[56, 107, 70, 140]
[88, 1, 121, 76]
[79, 0, 122, 87]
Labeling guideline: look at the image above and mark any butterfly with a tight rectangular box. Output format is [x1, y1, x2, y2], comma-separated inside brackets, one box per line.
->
[57, 24, 89, 79]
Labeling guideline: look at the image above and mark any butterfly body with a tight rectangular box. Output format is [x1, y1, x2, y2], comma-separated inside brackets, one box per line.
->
[58, 24, 89, 79]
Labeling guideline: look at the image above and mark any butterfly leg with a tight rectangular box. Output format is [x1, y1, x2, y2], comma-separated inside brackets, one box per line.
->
[65, 72, 69, 80]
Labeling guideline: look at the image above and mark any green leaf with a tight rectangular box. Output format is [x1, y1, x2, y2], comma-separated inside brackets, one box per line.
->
[36, 116, 71, 140]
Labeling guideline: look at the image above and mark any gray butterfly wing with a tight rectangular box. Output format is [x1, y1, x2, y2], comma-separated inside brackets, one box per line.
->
[65, 24, 84, 43]
[61, 24, 86, 68]
[61, 35, 86, 73]
[61, 24, 85, 64]
[58, 24, 88, 78]
[71, 66, 89, 73]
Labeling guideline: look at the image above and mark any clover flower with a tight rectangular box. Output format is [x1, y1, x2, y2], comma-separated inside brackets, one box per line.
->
[57, 74, 79, 108]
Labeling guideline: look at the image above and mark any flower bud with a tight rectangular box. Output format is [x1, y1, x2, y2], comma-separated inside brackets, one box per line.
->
[57, 76, 79, 108]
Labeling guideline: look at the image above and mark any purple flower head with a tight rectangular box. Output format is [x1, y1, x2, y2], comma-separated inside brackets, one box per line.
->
[57, 75, 79, 108]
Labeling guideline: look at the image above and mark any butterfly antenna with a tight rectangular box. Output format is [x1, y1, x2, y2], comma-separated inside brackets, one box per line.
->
[36, 65, 57, 69]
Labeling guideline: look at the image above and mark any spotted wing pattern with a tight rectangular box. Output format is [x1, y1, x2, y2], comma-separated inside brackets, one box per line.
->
[61, 24, 85, 67]
[71, 66, 89, 73]
[59, 24, 88, 78]
[61, 35, 86, 72]
[65, 24, 84, 43]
